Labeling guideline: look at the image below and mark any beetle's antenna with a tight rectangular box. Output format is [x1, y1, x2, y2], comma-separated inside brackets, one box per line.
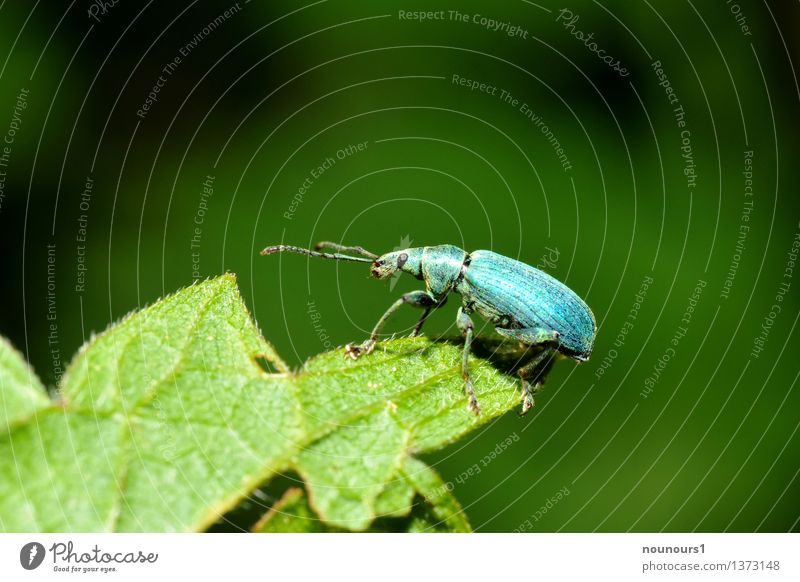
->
[314, 241, 379, 259]
[260, 245, 374, 263]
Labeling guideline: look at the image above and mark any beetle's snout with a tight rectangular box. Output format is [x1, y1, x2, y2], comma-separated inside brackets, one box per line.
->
[370, 259, 382, 278]
[370, 259, 393, 279]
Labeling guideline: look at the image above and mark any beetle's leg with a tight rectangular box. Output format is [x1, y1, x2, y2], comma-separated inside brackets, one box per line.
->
[409, 308, 431, 337]
[516, 349, 557, 416]
[495, 327, 560, 415]
[345, 291, 437, 359]
[456, 307, 480, 415]
[409, 295, 446, 338]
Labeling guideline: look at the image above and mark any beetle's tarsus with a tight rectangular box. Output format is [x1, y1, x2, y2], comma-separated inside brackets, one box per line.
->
[466, 380, 481, 415]
[519, 386, 536, 416]
[344, 340, 375, 360]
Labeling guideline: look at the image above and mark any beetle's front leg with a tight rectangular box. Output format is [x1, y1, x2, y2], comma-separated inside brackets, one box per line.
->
[345, 290, 437, 360]
[456, 307, 480, 415]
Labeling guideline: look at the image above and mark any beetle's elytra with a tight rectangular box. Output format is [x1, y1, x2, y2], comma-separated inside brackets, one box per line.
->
[262, 242, 597, 415]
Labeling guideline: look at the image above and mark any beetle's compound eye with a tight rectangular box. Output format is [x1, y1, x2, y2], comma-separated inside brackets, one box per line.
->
[397, 253, 408, 268]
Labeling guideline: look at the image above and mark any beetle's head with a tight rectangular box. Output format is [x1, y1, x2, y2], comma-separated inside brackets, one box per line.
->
[371, 248, 424, 280]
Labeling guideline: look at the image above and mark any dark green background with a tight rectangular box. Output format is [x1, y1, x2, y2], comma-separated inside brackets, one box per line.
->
[1, 0, 798, 531]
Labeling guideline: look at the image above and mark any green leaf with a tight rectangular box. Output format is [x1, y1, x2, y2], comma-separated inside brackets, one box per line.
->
[253, 459, 470, 533]
[373, 469, 416, 518]
[252, 487, 338, 533]
[0, 275, 523, 532]
[399, 457, 471, 532]
[0, 337, 50, 433]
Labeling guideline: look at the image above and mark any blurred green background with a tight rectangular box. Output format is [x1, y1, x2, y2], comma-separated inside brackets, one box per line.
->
[0, 0, 798, 531]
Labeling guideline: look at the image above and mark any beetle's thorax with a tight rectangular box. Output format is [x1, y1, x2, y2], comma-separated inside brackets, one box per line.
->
[421, 245, 469, 298]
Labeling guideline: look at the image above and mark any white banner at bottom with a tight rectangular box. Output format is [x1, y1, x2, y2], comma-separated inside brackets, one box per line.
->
[0, 533, 796, 581]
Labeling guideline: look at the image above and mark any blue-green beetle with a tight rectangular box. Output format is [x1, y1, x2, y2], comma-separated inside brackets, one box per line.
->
[262, 242, 597, 415]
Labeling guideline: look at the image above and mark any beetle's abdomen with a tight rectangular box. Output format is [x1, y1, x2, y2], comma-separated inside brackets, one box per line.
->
[459, 250, 596, 359]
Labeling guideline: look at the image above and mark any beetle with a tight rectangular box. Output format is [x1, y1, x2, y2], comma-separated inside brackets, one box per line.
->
[261, 241, 596, 415]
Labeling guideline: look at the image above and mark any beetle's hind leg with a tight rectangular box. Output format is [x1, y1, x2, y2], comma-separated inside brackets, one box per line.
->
[456, 307, 481, 415]
[495, 327, 560, 415]
[517, 349, 557, 415]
